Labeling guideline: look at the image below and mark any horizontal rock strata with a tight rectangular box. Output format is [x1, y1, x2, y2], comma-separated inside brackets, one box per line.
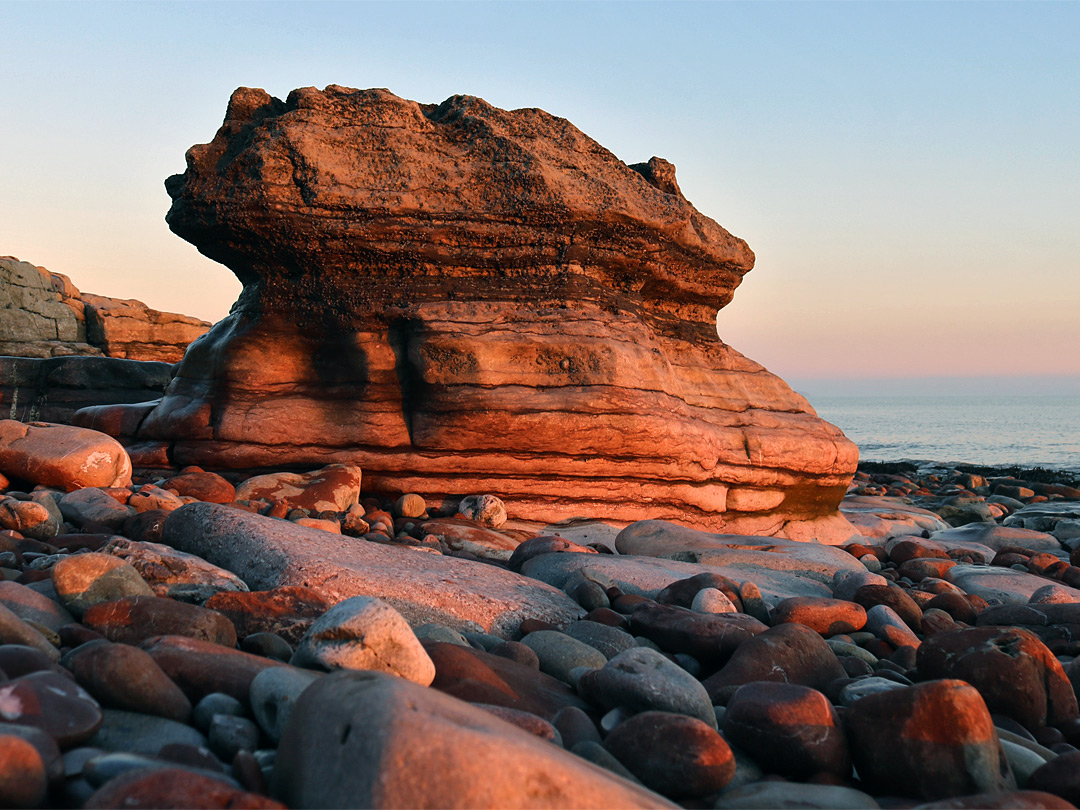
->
[1, 256, 209, 362]
[96, 84, 857, 538]
[0, 356, 172, 424]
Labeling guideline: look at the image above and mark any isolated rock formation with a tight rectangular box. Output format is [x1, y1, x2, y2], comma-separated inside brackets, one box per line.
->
[103, 85, 858, 537]
[0, 256, 209, 362]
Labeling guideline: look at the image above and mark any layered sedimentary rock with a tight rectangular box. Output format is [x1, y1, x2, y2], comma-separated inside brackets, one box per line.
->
[1, 256, 210, 362]
[0, 356, 173, 425]
[105, 85, 858, 537]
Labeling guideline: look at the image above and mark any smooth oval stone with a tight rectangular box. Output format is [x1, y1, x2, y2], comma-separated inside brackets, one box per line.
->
[571, 579, 611, 612]
[839, 676, 908, 707]
[159, 472, 236, 504]
[82, 595, 238, 647]
[690, 587, 737, 614]
[854, 583, 924, 632]
[0, 644, 58, 677]
[703, 623, 847, 703]
[488, 640, 541, 669]
[82, 751, 230, 789]
[290, 596, 434, 685]
[0, 670, 102, 746]
[208, 714, 260, 761]
[656, 573, 744, 612]
[629, 603, 767, 667]
[82, 767, 283, 809]
[140, 635, 285, 705]
[865, 603, 922, 649]
[0, 722, 62, 783]
[0, 733, 48, 807]
[1027, 750, 1080, 805]
[844, 679, 1016, 801]
[604, 711, 734, 798]
[239, 632, 293, 662]
[413, 622, 471, 647]
[65, 640, 192, 723]
[999, 738, 1049, 788]
[86, 709, 208, 757]
[833, 570, 889, 601]
[926, 592, 979, 624]
[422, 641, 585, 723]
[193, 693, 246, 733]
[577, 646, 716, 728]
[724, 681, 850, 778]
[249, 666, 322, 744]
[0, 604, 61, 662]
[520, 630, 607, 685]
[715, 781, 880, 809]
[506, 536, 597, 573]
[552, 706, 601, 750]
[0, 579, 74, 632]
[918, 626, 1079, 729]
[272, 671, 668, 808]
[772, 596, 867, 635]
[51, 553, 153, 618]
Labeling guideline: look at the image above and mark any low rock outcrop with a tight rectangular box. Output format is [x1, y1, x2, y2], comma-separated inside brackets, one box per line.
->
[96, 85, 857, 537]
[1, 256, 209, 362]
[0, 356, 172, 424]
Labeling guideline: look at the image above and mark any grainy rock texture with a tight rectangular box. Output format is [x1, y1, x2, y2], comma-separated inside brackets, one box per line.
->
[162, 502, 584, 637]
[0, 256, 208, 362]
[102, 84, 856, 536]
[0, 355, 172, 425]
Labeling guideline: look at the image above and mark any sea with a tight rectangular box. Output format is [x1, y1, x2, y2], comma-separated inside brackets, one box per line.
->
[807, 395, 1080, 474]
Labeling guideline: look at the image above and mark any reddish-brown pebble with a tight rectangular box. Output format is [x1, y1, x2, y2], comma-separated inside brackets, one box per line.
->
[82, 596, 237, 647]
[0, 734, 48, 807]
[772, 597, 867, 636]
[204, 587, 330, 646]
[0, 670, 103, 747]
[853, 584, 924, 632]
[604, 711, 735, 798]
[703, 622, 845, 703]
[723, 681, 850, 779]
[159, 472, 237, 504]
[65, 640, 192, 723]
[918, 626, 1078, 729]
[82, 767, 284, 809]
[845, 679, 1015, 800]
[422, 640, 586, 721]
[139, 635, 284, 705]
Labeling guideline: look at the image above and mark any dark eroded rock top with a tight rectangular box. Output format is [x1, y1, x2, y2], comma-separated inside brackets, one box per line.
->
[166, 85, 754, 325]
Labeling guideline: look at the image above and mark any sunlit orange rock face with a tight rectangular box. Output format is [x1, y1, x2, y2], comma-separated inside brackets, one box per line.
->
[130, 85, 857, 536]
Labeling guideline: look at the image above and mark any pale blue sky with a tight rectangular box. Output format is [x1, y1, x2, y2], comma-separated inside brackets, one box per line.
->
[2, 1, 1078, 383]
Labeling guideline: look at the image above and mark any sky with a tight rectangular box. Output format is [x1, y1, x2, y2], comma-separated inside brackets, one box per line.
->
[2, 1, 1078, 388]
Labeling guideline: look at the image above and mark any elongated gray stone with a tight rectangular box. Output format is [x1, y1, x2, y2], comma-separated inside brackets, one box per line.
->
[162, 503, 582, 638]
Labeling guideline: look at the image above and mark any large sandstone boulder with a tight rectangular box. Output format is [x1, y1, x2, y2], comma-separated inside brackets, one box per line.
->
[0, 420, 132, 490]
[107, 85, 857, 535]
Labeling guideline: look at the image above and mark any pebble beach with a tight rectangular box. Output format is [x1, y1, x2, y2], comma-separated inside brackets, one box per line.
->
[3, 420, 1080, 808]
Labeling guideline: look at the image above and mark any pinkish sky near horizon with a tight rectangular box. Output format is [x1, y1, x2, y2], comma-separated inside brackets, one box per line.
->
[2, 2, 1078, 391]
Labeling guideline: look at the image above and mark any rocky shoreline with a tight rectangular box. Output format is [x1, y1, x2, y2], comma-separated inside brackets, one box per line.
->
[1, 418, 1080, 808]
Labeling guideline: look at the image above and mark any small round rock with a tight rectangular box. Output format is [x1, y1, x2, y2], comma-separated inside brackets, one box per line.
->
[394, 494, 427, 519]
